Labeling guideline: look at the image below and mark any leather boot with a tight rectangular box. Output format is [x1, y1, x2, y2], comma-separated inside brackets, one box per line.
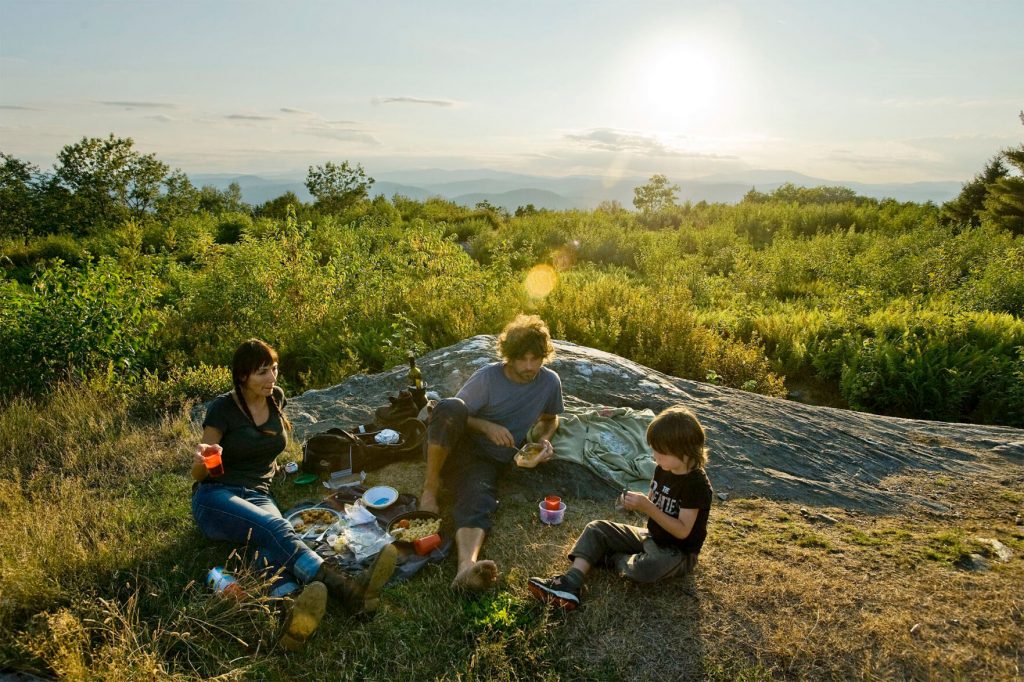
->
[315, 544, 397, 615]
[278, 581, 328, 651]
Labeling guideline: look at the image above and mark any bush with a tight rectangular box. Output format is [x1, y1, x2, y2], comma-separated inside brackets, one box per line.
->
[121, 363, 232, 418]
[0, 258, 162, 397]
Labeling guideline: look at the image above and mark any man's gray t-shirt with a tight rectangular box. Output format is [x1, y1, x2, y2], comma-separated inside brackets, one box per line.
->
[456, 362, 564, 463]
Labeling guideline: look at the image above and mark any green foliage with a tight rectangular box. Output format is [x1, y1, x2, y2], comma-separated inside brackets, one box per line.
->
[121, 363, 232, 418]
[0, 258, 161, 396]
[633, 173, 679, 215]
[52, 134, 170, 233]
[305, 160, 374, 214]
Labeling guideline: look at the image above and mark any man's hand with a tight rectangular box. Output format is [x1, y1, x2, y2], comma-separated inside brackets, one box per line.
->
[535, 439, 555, 463]
[479, 421, 515, 448]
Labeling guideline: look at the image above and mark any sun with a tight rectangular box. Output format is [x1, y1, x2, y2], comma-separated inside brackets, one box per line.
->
[629, 39, 732, 131]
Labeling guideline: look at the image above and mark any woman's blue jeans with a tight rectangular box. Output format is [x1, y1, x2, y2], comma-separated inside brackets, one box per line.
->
[191, 482, 323, 597]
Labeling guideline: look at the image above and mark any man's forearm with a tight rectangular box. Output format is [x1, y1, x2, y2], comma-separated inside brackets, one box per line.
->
[534, 415, 559, 442]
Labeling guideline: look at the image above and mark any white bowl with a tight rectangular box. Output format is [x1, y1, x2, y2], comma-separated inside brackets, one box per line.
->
[362, 485, 399, 509]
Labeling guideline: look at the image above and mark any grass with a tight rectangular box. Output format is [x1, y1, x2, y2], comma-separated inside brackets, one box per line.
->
[2, 384, 1023, 680]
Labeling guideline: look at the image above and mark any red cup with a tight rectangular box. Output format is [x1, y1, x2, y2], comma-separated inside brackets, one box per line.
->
[413, 533, 442, 555]
[544, 495, 561, 511]
[203, 445, 224, 477]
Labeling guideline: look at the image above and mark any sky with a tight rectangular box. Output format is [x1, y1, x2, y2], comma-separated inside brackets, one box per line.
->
[1, 0, 1022, 184]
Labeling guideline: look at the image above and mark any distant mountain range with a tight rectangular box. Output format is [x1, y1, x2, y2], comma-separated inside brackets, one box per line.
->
[189, 169, 963, 210]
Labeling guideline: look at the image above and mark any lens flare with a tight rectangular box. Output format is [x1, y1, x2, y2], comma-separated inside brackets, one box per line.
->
[524, 264, 557, 299]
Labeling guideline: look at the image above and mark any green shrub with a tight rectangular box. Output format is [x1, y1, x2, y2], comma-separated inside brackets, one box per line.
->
[122, 363, 232, 418]
[0, 258, 162, 397]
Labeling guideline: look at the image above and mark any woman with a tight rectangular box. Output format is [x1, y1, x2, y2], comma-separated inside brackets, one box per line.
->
[191, 339, 396, 650]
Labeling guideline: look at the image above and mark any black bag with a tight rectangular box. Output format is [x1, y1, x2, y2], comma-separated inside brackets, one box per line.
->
[301, 429, 364, 479]
[351, 417, 426, 471]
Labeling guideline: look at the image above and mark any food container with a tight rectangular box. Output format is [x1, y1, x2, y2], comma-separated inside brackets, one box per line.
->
[387, 510, 442, 546]
[362, 485, 399, 509]
[539, 499, 566, 525]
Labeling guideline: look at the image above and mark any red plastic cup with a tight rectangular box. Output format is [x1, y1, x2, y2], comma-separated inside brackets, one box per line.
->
[544, 495, 561, 511]
[203, 445, 224, 477]
[413, 533, 442, 555]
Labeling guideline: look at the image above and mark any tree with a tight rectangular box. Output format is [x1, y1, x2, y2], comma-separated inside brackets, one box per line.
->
[52, 134, 169, 232]
[155, 170, 201, 223]
[942, 155, 1009, 227]
[0, 152, 40, 238]
[197, 182, 246, 215]
[980, 145, 1024, 235]
[633, 174, 679, 213]
[305, 161, 374, 214]
[256, 191, 304, 220]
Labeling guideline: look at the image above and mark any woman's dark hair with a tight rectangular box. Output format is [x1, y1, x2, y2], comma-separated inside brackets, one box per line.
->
[497, 314, 555, 361]
[232, 338, 291, 435]
[646, 405, 707, 468]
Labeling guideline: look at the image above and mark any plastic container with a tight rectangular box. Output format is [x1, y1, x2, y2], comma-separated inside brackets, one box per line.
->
[206, 567, 244, 598]
[543, 495, 561, 511]
[539, 499, 566, 525]
[413, 532, 442, 555]
[203, 445, 224, 477]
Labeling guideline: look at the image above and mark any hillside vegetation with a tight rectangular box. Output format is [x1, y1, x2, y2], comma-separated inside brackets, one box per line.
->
[1, 136, 1023, 679]
[3, 135, 1024, 426]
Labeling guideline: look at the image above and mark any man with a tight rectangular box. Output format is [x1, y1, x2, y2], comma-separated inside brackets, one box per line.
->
[419, 314, 564, 591]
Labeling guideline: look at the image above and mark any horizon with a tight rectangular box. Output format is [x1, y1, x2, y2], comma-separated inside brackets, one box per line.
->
[2, 1, 1022, 185]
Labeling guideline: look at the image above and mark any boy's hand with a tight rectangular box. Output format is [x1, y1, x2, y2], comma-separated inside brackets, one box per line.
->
[479, 422, 515, 448]
[621, 491, 652, 513]
[536, 439, 554, 463]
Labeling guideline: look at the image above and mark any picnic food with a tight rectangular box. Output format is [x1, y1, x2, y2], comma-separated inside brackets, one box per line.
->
[391, 517, 441, 542]
[291, 508, 338, 532]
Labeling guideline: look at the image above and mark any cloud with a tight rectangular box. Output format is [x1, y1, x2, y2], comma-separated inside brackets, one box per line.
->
[146, 114, 175, 123]
[0, 104, 42, 111]
[566, 128, 737, 159]
[99, 100, 177, 110]
[878, 96, 1020, 109]
[372, 96, 456, 107]
[280, 107, 316, 116]
[225, 114, 278, 121]
[300, 124, 381, 146]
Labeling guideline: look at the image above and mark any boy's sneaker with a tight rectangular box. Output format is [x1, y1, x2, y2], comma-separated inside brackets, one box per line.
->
[527, 575, 581, 610]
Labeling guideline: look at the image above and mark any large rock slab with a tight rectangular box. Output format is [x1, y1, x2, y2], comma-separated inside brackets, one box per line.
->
[273, 336, 1024, 513]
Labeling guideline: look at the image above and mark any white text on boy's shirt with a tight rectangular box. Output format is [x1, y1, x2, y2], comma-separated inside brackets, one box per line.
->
[648, 480, 679, 516]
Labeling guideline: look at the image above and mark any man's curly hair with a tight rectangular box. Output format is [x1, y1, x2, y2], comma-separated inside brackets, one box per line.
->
[497, 314, 555, 361]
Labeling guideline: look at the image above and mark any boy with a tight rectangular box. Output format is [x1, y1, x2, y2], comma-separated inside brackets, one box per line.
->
[528, 405, 712, 609]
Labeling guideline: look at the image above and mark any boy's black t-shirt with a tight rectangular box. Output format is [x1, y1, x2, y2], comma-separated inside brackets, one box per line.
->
[647, 466, 713, 554]
[199, 387, 288, 493]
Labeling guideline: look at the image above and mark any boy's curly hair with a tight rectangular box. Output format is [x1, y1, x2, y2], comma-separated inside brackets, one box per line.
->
[646, 405, 707, 469]
[497, 314, 555, 361]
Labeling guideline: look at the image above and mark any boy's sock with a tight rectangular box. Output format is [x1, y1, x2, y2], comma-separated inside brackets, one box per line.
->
[561, 567, 585, 590]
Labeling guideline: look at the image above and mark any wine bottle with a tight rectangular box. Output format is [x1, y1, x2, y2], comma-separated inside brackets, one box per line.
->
[407, 352, 423, 389]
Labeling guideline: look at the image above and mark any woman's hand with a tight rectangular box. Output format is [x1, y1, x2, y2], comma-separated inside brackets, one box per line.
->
[194, 445, 210, 468]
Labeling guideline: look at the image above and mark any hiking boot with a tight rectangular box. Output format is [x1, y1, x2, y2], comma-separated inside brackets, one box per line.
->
[527, 574, 581, 610]
[278, 581, 328, 651]
[375, 391, 420, 426]
[315, 544, 397, 615]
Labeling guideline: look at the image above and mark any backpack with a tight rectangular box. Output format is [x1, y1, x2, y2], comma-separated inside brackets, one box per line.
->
[301, 417, 426, 476]
[301, 429, 364, 479]
[351, 417, 426, 470]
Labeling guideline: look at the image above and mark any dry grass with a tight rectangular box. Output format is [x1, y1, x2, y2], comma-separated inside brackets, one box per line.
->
[1, 384, 1022, 680]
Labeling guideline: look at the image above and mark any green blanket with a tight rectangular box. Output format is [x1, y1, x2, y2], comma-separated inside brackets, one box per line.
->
[532, 406, 656, 492]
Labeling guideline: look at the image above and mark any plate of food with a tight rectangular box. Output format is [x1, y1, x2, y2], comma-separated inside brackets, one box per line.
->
[287, 507, 343, 535]
[386, 510, 442, 544]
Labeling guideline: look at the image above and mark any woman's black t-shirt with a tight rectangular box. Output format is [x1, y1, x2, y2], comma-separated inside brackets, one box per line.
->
[199, 387, 288, 493]
[647, 466, 713, 554]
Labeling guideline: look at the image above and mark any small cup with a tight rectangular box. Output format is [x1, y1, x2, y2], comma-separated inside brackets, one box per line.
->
[543, 495, 561, 511]
[539, 500, 566, 525]
[203, 445, 224, 477]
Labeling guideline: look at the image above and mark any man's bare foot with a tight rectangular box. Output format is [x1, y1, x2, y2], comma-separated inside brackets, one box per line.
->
[451, 560, 498, 592]
[419, 490, 439, 514]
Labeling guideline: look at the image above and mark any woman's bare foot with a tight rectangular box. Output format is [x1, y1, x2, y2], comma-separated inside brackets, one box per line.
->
[419, 490, 439, 514]
[451, 560, 498, 591]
